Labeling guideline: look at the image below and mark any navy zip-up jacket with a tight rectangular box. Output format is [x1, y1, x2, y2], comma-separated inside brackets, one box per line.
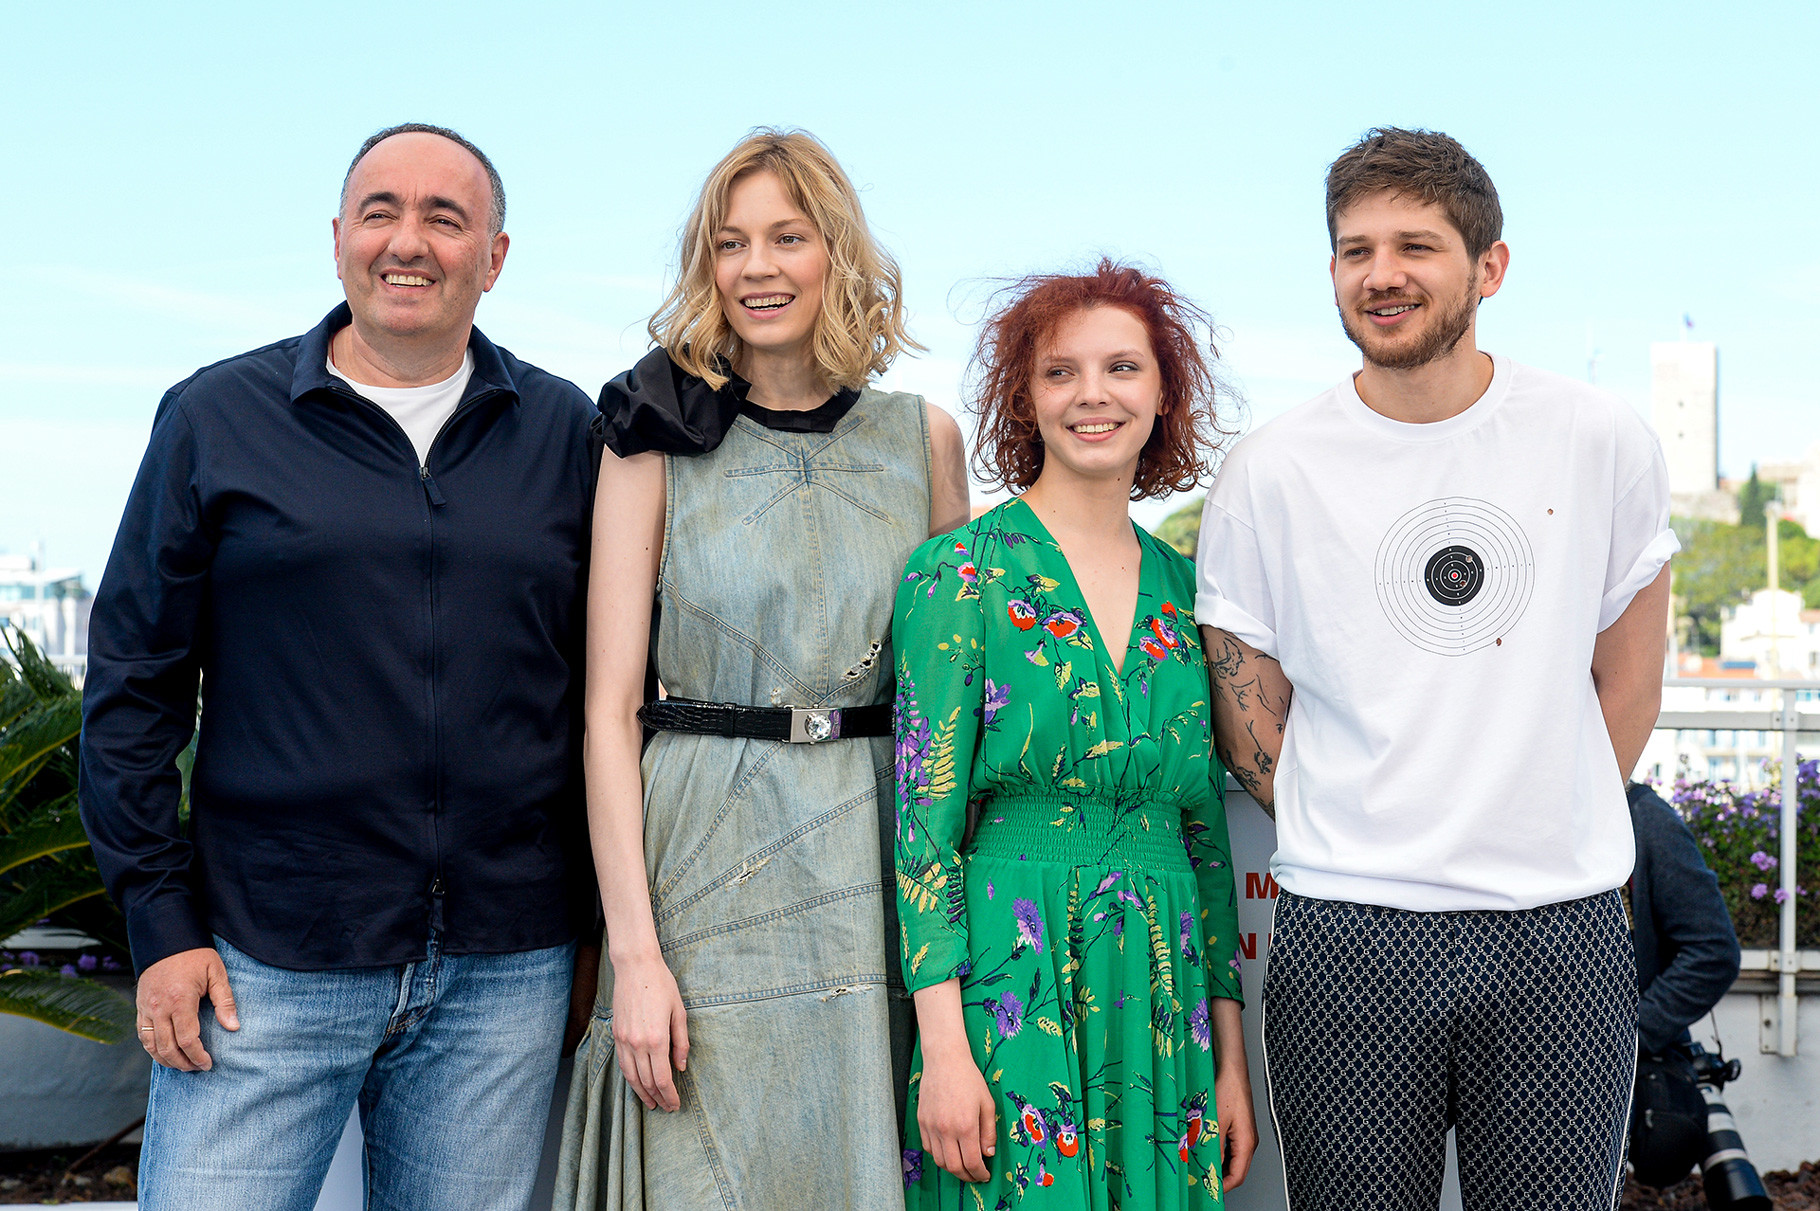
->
[80, 305, 595, 974]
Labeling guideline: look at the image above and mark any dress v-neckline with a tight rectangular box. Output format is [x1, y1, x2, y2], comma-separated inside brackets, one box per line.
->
[1010, 497, 1147, 679]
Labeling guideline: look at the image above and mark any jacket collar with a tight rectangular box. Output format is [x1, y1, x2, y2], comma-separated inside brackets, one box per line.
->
[291, 302, 518, 404]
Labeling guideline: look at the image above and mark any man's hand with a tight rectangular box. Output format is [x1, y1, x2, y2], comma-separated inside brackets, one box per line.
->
[136, 947, 238, 1071]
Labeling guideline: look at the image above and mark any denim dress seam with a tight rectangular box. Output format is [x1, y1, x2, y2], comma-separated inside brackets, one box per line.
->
[658, 880, 886, 953]
[654, 783, 873, 925]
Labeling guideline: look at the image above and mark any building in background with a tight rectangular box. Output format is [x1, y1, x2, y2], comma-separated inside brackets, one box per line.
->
[1652, 340, 1734, 522]
[1720, 587, 1820, 678]
[0, 548, 90, 676]
[1759, 439, 1820, 537]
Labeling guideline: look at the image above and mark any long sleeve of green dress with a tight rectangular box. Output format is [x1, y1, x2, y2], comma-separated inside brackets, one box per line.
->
[892, 531, 987, 995]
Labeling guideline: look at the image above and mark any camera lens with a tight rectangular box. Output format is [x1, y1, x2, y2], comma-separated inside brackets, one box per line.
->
[1698, 1088, 1771, 1211]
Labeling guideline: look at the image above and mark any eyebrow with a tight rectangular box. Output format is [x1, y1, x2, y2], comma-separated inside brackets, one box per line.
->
[716, 216, 813, 236]
[1337, 228, 1449, 246]
[353, 191, 472, 222]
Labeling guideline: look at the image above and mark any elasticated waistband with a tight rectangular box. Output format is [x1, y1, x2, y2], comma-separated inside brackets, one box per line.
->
[966, 790, 1192, 873]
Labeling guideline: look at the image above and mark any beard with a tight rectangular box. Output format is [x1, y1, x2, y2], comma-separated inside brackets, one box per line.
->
[1339, 275, 1479, 371]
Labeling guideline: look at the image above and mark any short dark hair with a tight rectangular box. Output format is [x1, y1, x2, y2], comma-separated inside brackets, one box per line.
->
[340, 123, 506, 236]
[970, 259, 1233, 501]
[1325, 128, 1502, 260]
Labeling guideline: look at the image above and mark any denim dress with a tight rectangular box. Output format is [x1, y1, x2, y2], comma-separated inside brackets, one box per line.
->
[556, 388, 932, 1209]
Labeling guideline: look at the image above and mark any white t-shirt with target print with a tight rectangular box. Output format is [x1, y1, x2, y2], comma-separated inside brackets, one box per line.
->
[1195, 355, 1677, 912]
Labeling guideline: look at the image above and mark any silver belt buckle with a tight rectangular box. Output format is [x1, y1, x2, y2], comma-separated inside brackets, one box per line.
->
[789, 707, 837, 743]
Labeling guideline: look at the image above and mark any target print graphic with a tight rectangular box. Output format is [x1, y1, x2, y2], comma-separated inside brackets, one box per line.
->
[1374, 498, 1534, 657]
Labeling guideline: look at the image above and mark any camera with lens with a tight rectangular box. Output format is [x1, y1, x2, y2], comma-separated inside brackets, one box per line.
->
[1681, 1042, 1770, 1211]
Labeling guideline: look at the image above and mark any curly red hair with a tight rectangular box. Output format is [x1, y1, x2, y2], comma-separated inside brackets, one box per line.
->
[970, 259, 1232, 500]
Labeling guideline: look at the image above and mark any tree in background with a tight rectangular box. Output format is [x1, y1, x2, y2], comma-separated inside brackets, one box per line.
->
[1736, 465, 1777, 526]
[1671, 511, 1820, 656]
[0, 628, 135, 1043]
[1153, 496, 1202, 558]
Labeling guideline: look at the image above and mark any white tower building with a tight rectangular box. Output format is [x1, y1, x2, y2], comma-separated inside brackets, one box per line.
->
[1651, 341, 1728, 519]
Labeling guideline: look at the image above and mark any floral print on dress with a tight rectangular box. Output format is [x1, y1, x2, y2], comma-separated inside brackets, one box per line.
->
[895, 498, 1244, 1210]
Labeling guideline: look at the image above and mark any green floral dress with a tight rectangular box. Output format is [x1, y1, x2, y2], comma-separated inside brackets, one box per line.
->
[894, 498, 1244, 1210]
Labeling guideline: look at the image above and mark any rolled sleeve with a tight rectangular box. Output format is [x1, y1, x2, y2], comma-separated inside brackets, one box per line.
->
[1194, 494, 1279, 656]
[1598, 426, 1679, 632]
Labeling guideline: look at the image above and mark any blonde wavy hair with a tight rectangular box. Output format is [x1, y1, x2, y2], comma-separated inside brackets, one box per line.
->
[649, 128, 922, 391]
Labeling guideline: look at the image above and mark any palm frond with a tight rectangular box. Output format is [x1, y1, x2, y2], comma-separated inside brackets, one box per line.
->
[0, 695, 82, 814]
[0, 794, 88, 873]
[0, 856, 109, 943]
[0, 969, 136, 1044]
[3, 627, 75, 701]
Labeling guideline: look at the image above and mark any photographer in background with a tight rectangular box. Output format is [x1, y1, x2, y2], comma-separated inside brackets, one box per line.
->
[1626, 779, 1743, 1187]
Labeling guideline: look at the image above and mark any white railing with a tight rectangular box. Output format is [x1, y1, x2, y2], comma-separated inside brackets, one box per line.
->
[1657, 677, 1818, 1056]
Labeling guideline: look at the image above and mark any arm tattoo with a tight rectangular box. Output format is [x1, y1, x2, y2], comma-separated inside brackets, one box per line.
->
[1205, 632, 1289, 817]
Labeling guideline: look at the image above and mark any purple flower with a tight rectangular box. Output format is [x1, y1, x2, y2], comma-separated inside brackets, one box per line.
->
[1751, 883, 1769, 900]
[978, 679, 1011, 729]
[1751, 850, 1777, 871]
[987, 880, 995, 900]
[1014, 898, 1045, 953]
[77, 954, 97, 972]
[17, 952, 39, 967]
[1094, 871, 1123, 896]
[1190, 998, 1212, 1051]
[1180, 910, 1199, 963]
[993, 991, 1025, 1039]
[1774, 888, 1791, 905]
[894, 676, 932, 800]
[902, 1149, 923, 1186]
[101, 956, 122, 972]
[59, 964, 77, 977]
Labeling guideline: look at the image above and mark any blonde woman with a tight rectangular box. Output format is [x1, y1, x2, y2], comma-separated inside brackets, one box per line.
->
[555, 129, 969, 1208]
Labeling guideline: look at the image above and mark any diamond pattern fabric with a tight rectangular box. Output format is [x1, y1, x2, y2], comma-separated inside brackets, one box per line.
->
[1262, 890, 1637, 1211]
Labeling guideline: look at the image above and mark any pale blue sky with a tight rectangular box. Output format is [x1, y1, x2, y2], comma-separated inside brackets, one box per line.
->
[3, 0, 1816, 581]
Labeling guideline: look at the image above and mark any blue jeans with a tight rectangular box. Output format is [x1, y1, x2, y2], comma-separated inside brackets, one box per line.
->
[139, 934, 574, 1211]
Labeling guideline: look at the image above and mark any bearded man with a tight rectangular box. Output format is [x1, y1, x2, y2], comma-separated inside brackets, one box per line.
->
[1195, 127, 1675, 1211]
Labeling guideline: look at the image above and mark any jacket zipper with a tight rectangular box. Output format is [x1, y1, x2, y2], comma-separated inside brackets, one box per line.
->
[326, 384, 506, 938]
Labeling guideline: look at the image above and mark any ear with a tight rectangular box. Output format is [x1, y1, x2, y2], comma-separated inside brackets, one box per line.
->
[332, 217, 344, 282]
[482, 231, 510, 292]
[1476, 240, 1510, 300]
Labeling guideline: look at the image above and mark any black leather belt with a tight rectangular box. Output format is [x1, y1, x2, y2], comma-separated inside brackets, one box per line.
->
[638, 697, 891, 744]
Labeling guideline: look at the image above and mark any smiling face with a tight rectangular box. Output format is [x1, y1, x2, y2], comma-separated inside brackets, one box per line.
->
[1029, 305, 1163, 491]
[1330, 191, 1505, 371]
[334, 132, 507, 350]
[712, 169, 829, 369]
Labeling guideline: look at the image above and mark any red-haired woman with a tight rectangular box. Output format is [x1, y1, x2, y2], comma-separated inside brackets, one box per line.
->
[893, 260, 1255, 1207]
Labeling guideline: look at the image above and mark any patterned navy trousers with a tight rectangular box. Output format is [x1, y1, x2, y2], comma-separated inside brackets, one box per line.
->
[1262, 890, 1637, 1211]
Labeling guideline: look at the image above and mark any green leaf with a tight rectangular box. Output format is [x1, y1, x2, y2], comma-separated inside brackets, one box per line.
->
[0, 794, 88, 874]
[0, 694, 82, 815]
[0, 856, 110, 944]
[3, 628, 75, 701]
[0, 969, 137, 1044]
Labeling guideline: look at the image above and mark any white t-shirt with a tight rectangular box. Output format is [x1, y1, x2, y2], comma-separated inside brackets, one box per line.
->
[1195, 355, 1678, 912]
[327, 350, 474, 467]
